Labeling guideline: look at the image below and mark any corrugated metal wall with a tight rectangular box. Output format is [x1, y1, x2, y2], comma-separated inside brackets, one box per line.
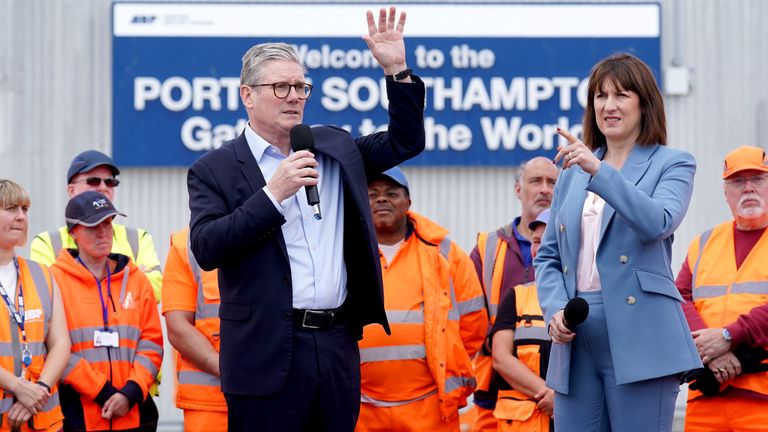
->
[2, 0, 768, 429]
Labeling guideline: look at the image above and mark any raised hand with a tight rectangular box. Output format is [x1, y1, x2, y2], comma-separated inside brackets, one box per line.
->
[362, 7, 408, 76]
[555, 128, 601, 175]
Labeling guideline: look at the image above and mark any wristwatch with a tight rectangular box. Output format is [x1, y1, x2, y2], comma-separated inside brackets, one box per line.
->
[387, 68, 413, 82]
[722, 328, 733, 343]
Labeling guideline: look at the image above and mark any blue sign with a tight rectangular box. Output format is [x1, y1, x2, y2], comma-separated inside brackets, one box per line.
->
[112, 2, 661, 166]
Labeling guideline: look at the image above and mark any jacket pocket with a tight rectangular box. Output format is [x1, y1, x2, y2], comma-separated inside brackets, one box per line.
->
[218, 303, 250, 321]
[636, 269, 683, 301]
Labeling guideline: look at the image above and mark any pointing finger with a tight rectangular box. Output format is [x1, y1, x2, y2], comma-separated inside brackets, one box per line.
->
[556, 127, 578, 145]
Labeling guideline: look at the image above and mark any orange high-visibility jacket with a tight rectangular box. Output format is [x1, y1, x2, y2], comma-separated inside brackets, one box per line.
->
[0, 257, 63, 432]
[162, 228, 225, 412]
[474, 229, 534, 396]
[50, 250, 163, 431]
[494, 282, 552, 431]
[686, 221, 768, 399]
[360, 211, 487, 420]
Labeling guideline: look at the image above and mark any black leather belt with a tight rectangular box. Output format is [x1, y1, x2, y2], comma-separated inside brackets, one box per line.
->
[292, 307, 347, 330]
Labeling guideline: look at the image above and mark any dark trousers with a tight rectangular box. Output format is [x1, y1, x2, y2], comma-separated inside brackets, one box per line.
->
[225, 323, 361, 432]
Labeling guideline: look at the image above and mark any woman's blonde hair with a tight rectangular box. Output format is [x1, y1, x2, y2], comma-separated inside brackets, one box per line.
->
[0, 179, 31, 244]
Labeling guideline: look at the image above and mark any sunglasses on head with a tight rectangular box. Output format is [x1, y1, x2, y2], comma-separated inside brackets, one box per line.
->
[73, 176, 120, 187]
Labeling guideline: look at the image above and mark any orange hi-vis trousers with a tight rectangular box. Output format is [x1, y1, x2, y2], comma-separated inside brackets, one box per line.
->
[685, 395, 768, 432]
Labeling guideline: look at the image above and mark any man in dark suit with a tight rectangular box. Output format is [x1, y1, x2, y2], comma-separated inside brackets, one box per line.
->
[186, 7, 425, 431]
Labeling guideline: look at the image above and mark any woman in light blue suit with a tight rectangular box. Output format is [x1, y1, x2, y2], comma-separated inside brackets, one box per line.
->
[534, 53, 703, 432]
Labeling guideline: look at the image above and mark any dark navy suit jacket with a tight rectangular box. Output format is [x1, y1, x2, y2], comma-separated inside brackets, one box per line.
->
[187, 78, 425, 396]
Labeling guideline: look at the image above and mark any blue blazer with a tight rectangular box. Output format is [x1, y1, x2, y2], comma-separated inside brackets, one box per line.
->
[187, 79, 426, 396]
[534, 144, 703, 394]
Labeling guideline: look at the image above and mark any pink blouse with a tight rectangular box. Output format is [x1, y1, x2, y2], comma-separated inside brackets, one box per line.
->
[576, 191, 605, 292]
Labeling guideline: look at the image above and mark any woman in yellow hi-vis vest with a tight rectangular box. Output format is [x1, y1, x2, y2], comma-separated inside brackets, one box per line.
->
[0, 179, 71, 431]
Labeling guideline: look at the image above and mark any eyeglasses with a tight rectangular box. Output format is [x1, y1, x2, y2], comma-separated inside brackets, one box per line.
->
[249, 82, 313, 100]
[725, 174, 768, 189]
[71, 177, 120, 188]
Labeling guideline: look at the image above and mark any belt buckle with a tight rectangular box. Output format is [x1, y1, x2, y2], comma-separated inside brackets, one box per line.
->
[302, 309, 333, 329]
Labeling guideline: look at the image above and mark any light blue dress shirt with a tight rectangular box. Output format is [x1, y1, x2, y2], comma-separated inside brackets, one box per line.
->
[245, 125, 347, 309]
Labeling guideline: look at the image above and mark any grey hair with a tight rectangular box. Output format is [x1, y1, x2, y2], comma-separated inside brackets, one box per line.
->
[240, 42, 306, 86]
[514, 160, 528, 184]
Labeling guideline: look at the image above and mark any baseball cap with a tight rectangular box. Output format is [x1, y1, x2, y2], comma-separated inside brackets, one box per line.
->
[67, 150, 120, 183]
[722, 146, 768, 179]
[529, 209, 551, 230]
[65, 191, 126, 232]
[375, 166, 409, 192]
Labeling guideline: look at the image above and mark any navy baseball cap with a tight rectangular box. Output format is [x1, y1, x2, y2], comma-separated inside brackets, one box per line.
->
[65, 191, 126, 232]
[375, 166, 409, 192]
[67, 150, 120, 183]
[528, 209, 551, 230]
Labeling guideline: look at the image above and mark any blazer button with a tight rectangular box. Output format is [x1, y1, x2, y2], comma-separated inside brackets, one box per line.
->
[560, 224, 566, 232]
[627, 296, 636, 305]
[619, 255, 629, 264]
[283, 276, 290, 285]
[283, 311, 292, 321]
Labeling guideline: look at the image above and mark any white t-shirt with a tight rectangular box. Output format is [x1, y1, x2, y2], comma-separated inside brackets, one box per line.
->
[379, 240, 404, 265]
[0, 260, 18, 299]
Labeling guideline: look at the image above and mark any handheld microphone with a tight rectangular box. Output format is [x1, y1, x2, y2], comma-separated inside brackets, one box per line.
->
[563, 297, 589, 332]
[289, 124, 321, 220]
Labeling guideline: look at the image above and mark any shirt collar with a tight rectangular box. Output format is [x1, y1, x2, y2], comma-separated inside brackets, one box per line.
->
[244, 123, 277, 162]
[511, 216, 530, 244]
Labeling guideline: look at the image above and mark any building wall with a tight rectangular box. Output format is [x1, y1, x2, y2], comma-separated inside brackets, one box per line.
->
[2, 0, 768, 429]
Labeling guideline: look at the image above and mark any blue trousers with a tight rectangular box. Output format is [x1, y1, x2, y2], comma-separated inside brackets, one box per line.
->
[554, 291, 680, 432]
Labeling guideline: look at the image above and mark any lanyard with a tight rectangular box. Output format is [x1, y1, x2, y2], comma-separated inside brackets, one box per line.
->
[77, 257, 112, 330]
[0, 257, 31, 370]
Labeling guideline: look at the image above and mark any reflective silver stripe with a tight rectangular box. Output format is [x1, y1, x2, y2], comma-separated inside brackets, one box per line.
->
[137, 339, 163, 356]
[489, 303, 498, 317]
[76, 347, 136, 364]
[444, 375, 476, 394]
[360, 344, 427, 362]
[69, 325, 140, 345]
[386, 309, 424, 324]
[25, 260, 53, 342]
[0, 396, 12, 413]
[0, 342, 46, 357]
[361, 390, 437, 408]
[119, 266, 130, 305]
[732, 281, 768, 295]
[145, 265, 162, 273]
[126, 227, 140, 262]
[457, 295, 485, 316]
[61, 354, 82, 380]
[514, 326, 550, 341]
[42, 390, 60, 412]
[135, 353, 159, 376]
[187, 232, 220, 320]
[439, 238, 460, 321]
[482, 231, 499, 317]
[691, 229, 713, 299]
[695, 285, 728, 299]
[48, 230, 63, 257]
[198, 303, 220, 320]
[178, 370, 221, 387]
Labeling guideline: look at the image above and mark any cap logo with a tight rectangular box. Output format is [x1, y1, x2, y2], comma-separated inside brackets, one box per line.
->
[92, 199, 109, 209]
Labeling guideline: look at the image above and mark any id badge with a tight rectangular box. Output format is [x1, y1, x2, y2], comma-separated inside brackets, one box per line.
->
[94, 329, 119, 348]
